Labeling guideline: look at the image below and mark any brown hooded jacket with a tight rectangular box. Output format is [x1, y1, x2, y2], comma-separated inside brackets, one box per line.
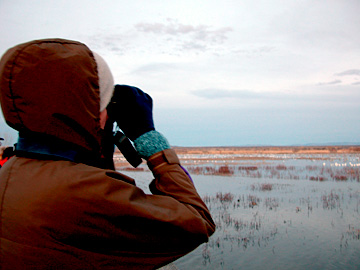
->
[0, 39, 215, 269]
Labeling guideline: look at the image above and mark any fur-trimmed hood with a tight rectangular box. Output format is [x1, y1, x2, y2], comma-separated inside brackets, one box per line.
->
[0, 39, 104, 153]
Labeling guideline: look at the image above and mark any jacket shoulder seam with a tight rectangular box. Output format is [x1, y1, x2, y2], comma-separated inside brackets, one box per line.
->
[7, 46, 28, 128]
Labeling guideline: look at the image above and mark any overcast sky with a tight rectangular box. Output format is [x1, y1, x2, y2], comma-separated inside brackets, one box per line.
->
[1, 0, 359, 146]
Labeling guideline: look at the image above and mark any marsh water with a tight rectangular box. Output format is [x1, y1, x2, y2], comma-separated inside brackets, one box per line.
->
[121, 151, 360, 270]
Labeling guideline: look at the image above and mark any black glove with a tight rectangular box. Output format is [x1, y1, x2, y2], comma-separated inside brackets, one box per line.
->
[107, 85, 155, 141]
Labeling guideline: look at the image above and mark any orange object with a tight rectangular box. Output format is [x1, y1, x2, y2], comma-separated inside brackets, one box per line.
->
[0, 157, 9, 167]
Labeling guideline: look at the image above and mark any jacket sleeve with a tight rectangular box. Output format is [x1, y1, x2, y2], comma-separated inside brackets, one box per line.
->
[106, 148, 215, 258]
[147, 148, 215, 237]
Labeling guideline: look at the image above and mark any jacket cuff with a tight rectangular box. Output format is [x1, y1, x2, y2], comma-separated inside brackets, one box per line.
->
[147, 149, 180, 171]
[134, 130, 170, 159]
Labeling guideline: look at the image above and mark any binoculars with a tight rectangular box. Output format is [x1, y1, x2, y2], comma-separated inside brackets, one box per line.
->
[106, 88, 142, 168]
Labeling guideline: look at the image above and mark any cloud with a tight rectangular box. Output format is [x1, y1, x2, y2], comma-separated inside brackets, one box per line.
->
[232, 46, 276, 58]
[83, 32, 129, 56]
[192, 89, 321, 103]
[181, 41, 207, 51]
[335, 69, 360, 76]
[81, 18, 233, 56]
[316, 69, 360, 87]
[134, 18, 233, 53]
[317, 80, 342, 86]
[135, 19, 232, 44]
[192, 88, 269, 100]
[191, 86, 360, 106]
[131, 63, 178, 74]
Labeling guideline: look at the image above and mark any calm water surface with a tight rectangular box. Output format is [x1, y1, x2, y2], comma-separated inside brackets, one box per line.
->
[175, 176, 360, 270]
[123, 153, 360, 270]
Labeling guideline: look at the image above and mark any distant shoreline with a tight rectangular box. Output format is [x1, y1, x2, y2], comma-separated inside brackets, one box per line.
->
[171, 145, 360, 155]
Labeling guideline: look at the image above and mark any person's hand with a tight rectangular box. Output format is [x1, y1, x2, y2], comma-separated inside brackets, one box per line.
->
[107, 85, 155, 141]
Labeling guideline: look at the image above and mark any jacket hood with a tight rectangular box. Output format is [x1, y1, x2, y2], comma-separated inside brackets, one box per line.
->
[0, 38, 103, 153]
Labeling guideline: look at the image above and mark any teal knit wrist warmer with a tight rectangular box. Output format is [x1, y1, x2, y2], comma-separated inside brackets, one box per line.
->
[134, 130, 170, 159]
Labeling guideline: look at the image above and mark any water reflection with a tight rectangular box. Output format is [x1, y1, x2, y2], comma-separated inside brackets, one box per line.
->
[174, 152, 360, 269]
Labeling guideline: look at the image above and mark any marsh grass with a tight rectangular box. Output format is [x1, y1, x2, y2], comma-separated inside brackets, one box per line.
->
[185, 163, 360, 182]
[195, 185, 360, 269]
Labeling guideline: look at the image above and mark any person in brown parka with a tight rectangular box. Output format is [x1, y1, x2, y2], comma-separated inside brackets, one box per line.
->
[0, 38, 215, 270]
